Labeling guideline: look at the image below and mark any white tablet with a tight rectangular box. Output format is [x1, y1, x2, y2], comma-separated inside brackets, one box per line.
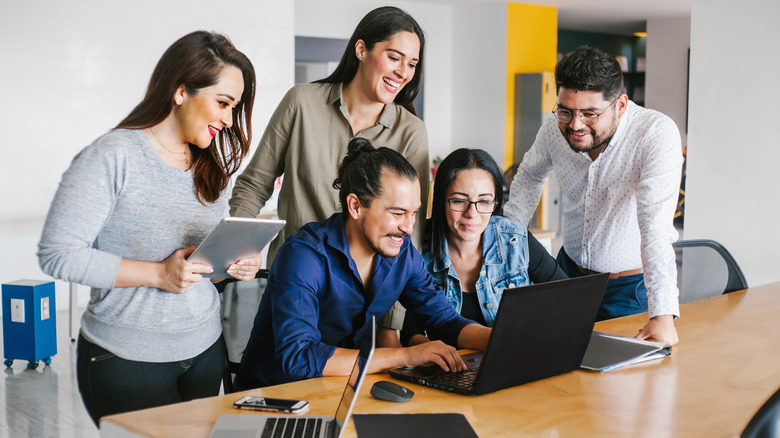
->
[187, 217, 285, 277]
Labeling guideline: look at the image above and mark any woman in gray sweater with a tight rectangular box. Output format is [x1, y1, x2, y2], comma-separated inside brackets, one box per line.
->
[37, 31, 259, 425]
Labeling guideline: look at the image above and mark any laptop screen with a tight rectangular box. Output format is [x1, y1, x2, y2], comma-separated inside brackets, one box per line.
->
[333, 316, 376, 432]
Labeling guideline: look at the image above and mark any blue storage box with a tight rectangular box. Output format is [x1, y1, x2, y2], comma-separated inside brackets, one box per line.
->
[2, 280, 57, 368]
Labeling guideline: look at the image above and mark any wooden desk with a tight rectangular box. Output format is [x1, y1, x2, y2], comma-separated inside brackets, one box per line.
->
[100, 282, 780, 437]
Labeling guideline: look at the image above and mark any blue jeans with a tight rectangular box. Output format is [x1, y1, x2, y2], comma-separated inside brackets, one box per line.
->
[77, 334, 224, 426]
[557, 248, 648, 321]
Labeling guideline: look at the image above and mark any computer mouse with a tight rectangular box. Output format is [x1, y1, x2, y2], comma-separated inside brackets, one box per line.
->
[370, 380, 414, 403]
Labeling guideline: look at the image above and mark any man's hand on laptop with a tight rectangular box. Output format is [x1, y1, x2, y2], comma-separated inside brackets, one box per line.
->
[403, 341, 466, 373]
[635, 314, 679, 345]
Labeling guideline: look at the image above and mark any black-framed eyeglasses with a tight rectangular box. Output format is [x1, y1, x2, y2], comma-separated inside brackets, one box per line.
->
[552, 95, 621, 125]
[446, 198, 498, 214]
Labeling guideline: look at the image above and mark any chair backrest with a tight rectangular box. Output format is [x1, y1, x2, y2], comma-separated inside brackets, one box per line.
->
[673, 239, 748, 303]
[741, 385, 780, 438]
[218, 269, 269, 394]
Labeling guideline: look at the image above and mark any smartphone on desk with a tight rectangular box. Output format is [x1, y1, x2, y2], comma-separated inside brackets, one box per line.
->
[233, 396, 309, 413]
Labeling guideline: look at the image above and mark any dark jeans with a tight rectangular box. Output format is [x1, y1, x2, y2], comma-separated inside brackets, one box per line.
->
[77, 334, 224, 426]
[557, 247, 648, 321]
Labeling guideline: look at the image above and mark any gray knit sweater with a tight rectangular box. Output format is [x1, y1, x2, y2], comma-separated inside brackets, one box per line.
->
[38, 129, 226, 362]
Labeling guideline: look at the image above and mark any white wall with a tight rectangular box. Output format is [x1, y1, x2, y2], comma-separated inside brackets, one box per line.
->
[646, 17, 691, 146]
[294, 0, 454, 163]
[451, 3, 508, 164]
[685, 0, 780, 287]
[0, 0, 294, 311]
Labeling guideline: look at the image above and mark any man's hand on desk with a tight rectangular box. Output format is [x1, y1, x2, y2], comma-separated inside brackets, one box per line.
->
[325, 341, 466, 376]
[403, 341, 467, 373]
[635, 314, 679, 345]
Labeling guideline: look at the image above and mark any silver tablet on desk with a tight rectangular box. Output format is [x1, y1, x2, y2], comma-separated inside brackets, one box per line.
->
[187, 217, 285, 277]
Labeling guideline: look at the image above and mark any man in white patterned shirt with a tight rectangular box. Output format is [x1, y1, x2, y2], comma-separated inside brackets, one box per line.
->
[504, 46, 683, 345]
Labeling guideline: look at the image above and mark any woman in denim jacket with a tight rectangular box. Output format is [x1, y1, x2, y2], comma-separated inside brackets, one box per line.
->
[402, 149, 567, 345]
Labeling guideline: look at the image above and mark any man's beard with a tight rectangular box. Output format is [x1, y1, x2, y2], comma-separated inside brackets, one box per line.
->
[363, 230, 407, 259]
[562, 126, 613, 154]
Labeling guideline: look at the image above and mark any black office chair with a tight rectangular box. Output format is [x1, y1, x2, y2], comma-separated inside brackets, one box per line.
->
[742, 386, 780, 438]
[673, 239, 748, 303]
[220, 342, 241, 395]
[216, 269, 269, 394]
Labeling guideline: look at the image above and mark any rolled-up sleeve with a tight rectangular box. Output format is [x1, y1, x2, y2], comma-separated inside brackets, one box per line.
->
[229, 86, 297, 218]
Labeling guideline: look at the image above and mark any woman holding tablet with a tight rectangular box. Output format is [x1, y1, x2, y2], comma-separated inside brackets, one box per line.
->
[401, 149, 567, 345]
[37, 31, 259, 424]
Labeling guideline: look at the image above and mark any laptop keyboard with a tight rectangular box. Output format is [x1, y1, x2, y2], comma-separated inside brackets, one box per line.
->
[261, 417, 323, 438]
[431, 368, 478, 388]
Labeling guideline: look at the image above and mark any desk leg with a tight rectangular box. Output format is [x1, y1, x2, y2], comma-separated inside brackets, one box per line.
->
[69, 282, 78, 342]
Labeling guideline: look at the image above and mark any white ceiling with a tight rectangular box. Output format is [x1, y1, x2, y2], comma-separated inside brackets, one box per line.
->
[532, 0, 692, 34]
[412, 0, 692, 35]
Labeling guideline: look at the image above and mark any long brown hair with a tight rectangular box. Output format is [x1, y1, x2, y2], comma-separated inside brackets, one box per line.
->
[117, 31, 256, 204]
[315, 6, 424, 116]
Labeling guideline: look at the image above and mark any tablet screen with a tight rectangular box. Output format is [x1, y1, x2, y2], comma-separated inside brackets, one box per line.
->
[187, 217, 285, 277]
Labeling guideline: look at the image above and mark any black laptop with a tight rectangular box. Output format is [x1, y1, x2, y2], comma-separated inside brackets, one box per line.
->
[388, 273, 609, 395]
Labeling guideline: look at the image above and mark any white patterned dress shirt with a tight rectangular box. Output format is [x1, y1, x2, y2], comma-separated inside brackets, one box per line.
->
[504, 101, 683, 318]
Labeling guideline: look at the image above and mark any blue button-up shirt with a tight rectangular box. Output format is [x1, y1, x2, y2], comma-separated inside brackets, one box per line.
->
[235, 213, 475, 389]
[423, 215, 530, 326]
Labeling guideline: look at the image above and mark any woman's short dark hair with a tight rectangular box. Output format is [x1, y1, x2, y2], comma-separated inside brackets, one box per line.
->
[117, 31, 256, 204]
[429, 148, 504, 264]
[555, 46, 626, 100]
[333, 137, 418, 213]
[315, 6, 425, 116]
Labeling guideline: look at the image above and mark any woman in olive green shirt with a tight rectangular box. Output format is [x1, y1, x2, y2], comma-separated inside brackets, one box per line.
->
[229, 6, 429, 342]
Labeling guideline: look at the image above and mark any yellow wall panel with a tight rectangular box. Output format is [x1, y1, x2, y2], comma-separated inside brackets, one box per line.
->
[505, 3, 557, 168]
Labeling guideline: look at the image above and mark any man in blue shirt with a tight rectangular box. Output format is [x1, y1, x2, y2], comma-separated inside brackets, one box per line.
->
[235, 138, 492, 389]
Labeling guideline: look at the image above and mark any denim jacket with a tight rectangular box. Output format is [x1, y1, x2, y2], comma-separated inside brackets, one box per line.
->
[422, 215, 530, 326]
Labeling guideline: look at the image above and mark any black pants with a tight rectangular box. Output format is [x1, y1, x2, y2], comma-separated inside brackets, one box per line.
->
[76, 334, 224, 426]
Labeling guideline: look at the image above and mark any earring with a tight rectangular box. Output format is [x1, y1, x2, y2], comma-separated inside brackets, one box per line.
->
[358, 56, 363, 62]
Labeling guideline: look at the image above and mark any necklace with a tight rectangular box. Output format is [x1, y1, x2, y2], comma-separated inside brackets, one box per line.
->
[150, 127, 189, 165]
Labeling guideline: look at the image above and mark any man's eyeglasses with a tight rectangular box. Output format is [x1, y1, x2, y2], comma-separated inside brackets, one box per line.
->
[446, 198, 498, 214]
[552, 95, 621, 125]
